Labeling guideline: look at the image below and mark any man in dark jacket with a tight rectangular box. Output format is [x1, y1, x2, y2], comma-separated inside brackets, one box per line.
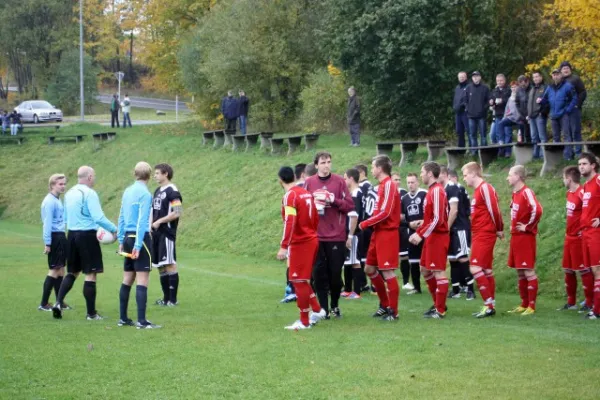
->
[453, 72, 469, 147]
[561, 61, 587, 157]
[347, 87, 361, 146]
[221, 91, 239, 134]
[238, 90, 249, 135]
[110, 94, 120, 128]
[489, 74, 511, 145]
[517, 75, 531, 143]
[464, 71, 491, 150]
[527, 71, 548, 159]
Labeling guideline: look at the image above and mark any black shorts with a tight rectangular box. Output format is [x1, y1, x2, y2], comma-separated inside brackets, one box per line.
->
[360, 228, 372, 263]
[448, 229, 471, 260]
[48, 232, 68, 269]
[399, 227, 410, 256]
[67, 230, 103, 274]
[151, 231, 177, 267]
[123, 232, 152, 272]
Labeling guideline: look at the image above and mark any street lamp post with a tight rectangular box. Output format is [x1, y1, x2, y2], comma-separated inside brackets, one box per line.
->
[115, 71, 125, 101]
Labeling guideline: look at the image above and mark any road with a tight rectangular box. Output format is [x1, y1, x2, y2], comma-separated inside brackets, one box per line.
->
[95, 94, 190, 112]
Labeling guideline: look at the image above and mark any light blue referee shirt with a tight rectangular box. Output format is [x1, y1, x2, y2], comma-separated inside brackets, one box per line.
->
[64, 183, 117, 233]
[117, 180, 152, 250]
[41, 193, 65, 245]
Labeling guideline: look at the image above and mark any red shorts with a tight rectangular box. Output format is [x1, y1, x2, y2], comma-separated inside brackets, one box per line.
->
[470, 231, 497, 270]
[507, 234, 536, 269]
[582, 229, 600, 268]
[366, 229, 399, 270]
[562, 235, 584, 271]
[288, 238, 319, 281]
[420, 232, 449, 271]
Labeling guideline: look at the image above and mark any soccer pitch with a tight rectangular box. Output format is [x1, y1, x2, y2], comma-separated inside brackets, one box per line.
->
[0, 221, 598, 399]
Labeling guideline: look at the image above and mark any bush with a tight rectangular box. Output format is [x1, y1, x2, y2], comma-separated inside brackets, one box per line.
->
[298, 68, 347, 133]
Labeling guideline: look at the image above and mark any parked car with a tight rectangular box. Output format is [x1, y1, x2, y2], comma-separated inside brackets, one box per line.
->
[15, 100, 63, 123]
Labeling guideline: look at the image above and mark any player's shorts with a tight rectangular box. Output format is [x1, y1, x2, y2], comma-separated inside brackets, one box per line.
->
[360, 228, 373, 263]
[562, 235, 584, 271]
[399, 227, 409, 257]
[470, 231, 497, 270]
[582, 229, 600, 269]
[344, 235, 360, 265]
[151, 232, 177, 268]
[48, 232, 68, 269]
[123, 232, 152, 272]
[67, 230, 103, 274]
[508, 234, 536, 269]
[420, 232, 449, 271]
[366, 229, 399, 270]
[288, 238, 319, 281]
[448, 229, 471, 260]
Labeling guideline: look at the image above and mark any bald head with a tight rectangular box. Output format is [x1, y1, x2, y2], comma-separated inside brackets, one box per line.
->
[77, 166, 96, 187]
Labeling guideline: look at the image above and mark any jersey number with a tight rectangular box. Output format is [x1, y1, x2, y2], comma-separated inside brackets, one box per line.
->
[365, 197, 376, 216]
[306, 199, 313, 218]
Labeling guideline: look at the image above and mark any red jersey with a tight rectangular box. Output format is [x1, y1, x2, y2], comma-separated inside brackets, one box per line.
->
[359, 176, 401, 231]
[510, 185, 543, 235]
[416, 182, 448, 238]
[566, 186, 584, 237]
[280, 186, 319, 249]
[471, 181, 504, 234]
[581, 174, 600, 231]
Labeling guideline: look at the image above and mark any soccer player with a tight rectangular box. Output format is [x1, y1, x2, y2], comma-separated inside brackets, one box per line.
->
[356, 164, 376, 293]
[277, 166, 326, 330]
[117, 162, 160, 329]
[506, 165, 543, 315]
[559, 166, 593, 312]
[359, 155, 402, 320]
[39, 174, 68, 311]
[295, 163, 307, 187]
[461, 162, 503, 318]
[578, 153, 600, 318]
[52, 166, 117, 320]
[151, 163, 183, 307]
[392, 173, 412, 291]
[341, 168, 364, 299]
[402, 173, 427, 295]
[304, 152, 354, 317]
[409, 162, 449, 319]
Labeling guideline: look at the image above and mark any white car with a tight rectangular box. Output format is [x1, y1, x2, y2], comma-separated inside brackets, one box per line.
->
[15, 100, 63, 123]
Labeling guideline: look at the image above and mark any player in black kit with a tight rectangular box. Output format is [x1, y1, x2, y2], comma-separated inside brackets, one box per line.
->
[392, 173, 412, 290]
[402, 173, 427, 294]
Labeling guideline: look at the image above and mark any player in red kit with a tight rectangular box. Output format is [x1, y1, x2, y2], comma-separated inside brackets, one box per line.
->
[578, 153, 600, 319]
[358, 155, 402, 321]
[506, 165, 543, 316]
[276, 167, 327, 330]
[409, 162, 450, 319]
[461, 162, 504, 318]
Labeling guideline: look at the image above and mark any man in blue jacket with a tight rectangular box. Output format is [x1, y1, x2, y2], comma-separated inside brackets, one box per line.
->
[221, 90, 239, 134]
[464, 71, 491, 151]
[453, 72, 469, 148]
[540, 69, 578, 160]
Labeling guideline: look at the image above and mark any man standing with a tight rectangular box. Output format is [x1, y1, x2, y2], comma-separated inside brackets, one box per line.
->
[110, 94, 120, 128]
[464, 71, 491, 150]
[489, 74, 511, 146]
[496, 81, 522, 157]
[561, 61, 587, 157]
[517, 75, 532, 143]
[347, 87, 361, 146]
[277, 166, 326, 330]
[461, 162, 504, 318]
[359, 155, 401, 320]
[409, 162, 449, 319]
[221, 90, 239, 134]
[238, 90, 249, 135]
[304, 152, 354, 318]
[527, 72, 549, 159]
[506, 165, 543, 315]
[578, 153, 600, 319]
[341, 168, 364, 299]
[402, 173, 427, 295]
[356, 164, 375, 292]
[39, 174, 68, 311]
[52, 166, 118, 320]
[117, 162, 160, 329]
[121, 94, 132, 128]
[151, 164, 183, 307]
[453, 72, 469, 148]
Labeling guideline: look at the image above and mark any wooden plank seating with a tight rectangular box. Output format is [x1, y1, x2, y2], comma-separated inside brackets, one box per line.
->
[286, 136, 303, 155]
[477, 144, 513, 168]
[107, 132, 116, 140]
[224, 132, 235, 146]
[426, 140, 446, 162]
[0, 137, 25, 145]
[260, 132, 274, 150]
[48, 135, 85, 145]
[539, 141, 600, 176]
[245, 133, 260, 151]
[445, 147, 468, 170]
[232, 135, 246, 151]
[92, 132, 116, 141]
[202, 131, 215, 146]
[304, 133, 320, 151]
[213, 130, 225, 149]
[22, 124, 60, 133]
[513, 142, 535, 166]
[375, 142, 399, 155]
[399, 140, 427, 166]
[270, 137, 285, 155]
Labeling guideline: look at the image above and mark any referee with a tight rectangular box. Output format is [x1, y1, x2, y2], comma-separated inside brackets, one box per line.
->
[117, 162, 160, 329]
[52, 166, 117, 320]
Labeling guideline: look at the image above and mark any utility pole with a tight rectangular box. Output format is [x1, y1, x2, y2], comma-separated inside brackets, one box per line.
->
[79, 0, 84, 121]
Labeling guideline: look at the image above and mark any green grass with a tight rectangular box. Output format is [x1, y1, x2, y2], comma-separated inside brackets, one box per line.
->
[63, 106, 193, 123]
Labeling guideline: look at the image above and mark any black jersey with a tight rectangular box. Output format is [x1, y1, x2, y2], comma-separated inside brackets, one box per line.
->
[445, 182, 470, 230]
[347, 187, 364, 234]
[152, 184, 183, 239]
[402, 189, 427, 234]
[363, 183, 378, 219]
[398, 187, 408, 227]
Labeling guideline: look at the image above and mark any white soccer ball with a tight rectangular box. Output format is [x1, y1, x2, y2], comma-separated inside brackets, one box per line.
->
[96, 228, 116, 245]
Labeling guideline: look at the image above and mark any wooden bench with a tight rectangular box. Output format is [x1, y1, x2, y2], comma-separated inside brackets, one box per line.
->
[245, 133, 260, 151]
[426, 140, 446, 162]
[21, 124, 60, 133]
[445, 147, 468, 170]
[399, 141, 428, 166]
[202, 131, 215, 146]
[232, 135, 246, 151]
[270, 138, 285, 155]
[477, 144, 513, 168]
[213, 130, 225, 149]
[304, 133, 320, 151]
[0, 137, 25, 145]
[260, 132, 274, 150]
[48, 135, 84, 145]
[92, 132, 116, 141]
[375, 142, 399, 156]
[539, 141, 600, 176]
[224, 132, 235, 146]
[286, 136, 303, 155]
[107, 132, 116, 140]
[512, 142, 535, 166]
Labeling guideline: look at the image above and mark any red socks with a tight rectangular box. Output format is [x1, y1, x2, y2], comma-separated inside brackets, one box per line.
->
[473, 271, 494, 308]
[385, 276, 399, 316]
[435, 277, 448, 314]
[309, 291, 321, 313]
[368, 271, 389, 309]
[518, 277, 529, 308]
[580, 270, 594, 308]
[486, 272, 496, 299]
[293, 282, 311, 326]
[527, 276, 538, 310]
[424, 273, 437, 303]
[594, 279, 600, 316]
[564, 271, 577, 306]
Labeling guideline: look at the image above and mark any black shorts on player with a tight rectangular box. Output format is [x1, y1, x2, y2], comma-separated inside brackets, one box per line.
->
[67, 230, 104, 274]
[123, 233, 152, 272]
[48, 232, 68, 269]
[407, 241, 423, 265]
[360, 228, 372, 263]
[399, 228, 409, 258]
[448, 229, 471, 261]
[151, 231, 177, 267]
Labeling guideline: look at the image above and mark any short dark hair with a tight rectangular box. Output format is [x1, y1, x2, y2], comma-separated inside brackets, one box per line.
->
[154, 163, 174, 180]
[278, 166, 295, 184]
[294, 163, 307, 180]
[406, 172, 418, 179]
[517, 75, 529, 83]
[314, 151, 332, 165]
[345, 168, 359, 183]
[579, 152, 599, 172]
[563, 166, 581, 182]
[448, 169, 458, 179]
[439, 165, 449, 175]
[355, 164, 368, 176]
[422, 161, 441, 179]
[305, 163, 317, 177]
[372, 155, 392, 176]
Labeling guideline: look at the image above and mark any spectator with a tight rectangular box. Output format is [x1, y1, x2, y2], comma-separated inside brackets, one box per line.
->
[238, 90, 249, 135]
[517, 75, 532, 143]
[540, 69, 578, 160]
[496, 81, 522, 157]
[110, 94, 120, 128]
[347, 86, 361, 146]
[453, 72, 469, 148]
[464, 71, 491, 152]
[527, 71, 549, 159]
[1, 110, 8, 135]
[489, 74, 511, 145]
[121, 94, 132, 128]
[9, 109, 22, 136]
[221, 90, 239, 134]
[561, 61, 587, 157]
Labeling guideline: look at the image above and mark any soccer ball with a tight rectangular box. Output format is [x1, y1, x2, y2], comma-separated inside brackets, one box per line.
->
[96, 228, 116, 245]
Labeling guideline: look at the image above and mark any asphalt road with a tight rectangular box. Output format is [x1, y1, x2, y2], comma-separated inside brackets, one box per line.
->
[95, 94, 190, 112]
